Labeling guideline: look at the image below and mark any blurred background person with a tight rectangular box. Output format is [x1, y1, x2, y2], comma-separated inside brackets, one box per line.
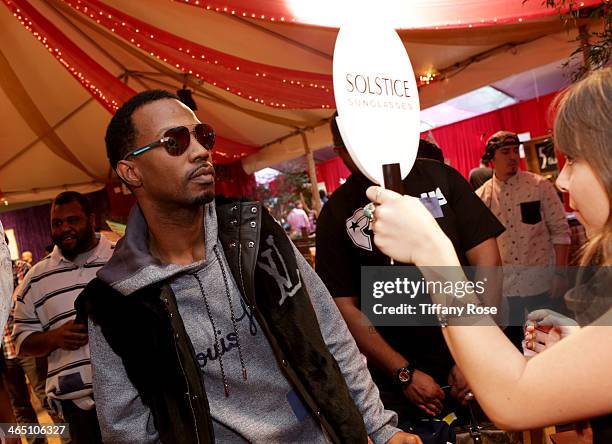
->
[21, 251, 33, 267]
[416, 139, 445, 163]
[12, 250, 32, 289]
[319, 189, 329, 206]
[286, 201, 311, 238]
[468, 156, 493, 190]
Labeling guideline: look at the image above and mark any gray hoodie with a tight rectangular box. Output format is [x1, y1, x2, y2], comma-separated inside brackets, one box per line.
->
[89, 202, 400, 443]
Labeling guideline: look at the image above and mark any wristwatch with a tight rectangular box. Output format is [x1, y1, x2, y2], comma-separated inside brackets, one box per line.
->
[394, 363, 414, 387]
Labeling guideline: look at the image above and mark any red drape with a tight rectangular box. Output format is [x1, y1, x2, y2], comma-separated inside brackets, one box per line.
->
[214, 161, 256, 197]
[424, 91, 559, 178]
[3, 0, 134, 113]
[3, 0, 259, 164]
[62, 0, 334, 109]
[211, 137, 259, 165]
[316, 156, 351, 194]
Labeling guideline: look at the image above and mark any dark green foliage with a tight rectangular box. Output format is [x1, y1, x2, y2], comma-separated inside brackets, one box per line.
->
[524, 0, 611, 81]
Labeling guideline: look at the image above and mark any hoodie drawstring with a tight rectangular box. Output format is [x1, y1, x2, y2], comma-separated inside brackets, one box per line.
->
[193, 245, 247, 397]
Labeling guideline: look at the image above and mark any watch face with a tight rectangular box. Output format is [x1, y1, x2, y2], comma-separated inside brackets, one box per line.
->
[398, 369, 411, 383]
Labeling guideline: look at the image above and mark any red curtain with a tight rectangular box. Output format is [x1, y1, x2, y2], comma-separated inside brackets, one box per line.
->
[424, 91, 559, 178]
[316, 157, 351, 194]
[62, 0, 334, 109]
[314, 91, 561, 189]
[3, 0, 134, 113]
[214, 161, 256, 198]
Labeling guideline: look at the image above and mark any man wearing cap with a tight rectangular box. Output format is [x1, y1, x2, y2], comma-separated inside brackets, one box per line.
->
[476, 131, 571, 347]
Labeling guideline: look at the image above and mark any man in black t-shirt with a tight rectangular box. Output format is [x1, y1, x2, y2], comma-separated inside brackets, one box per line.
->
[469, 157, 493, 191]
[316, 118, 505, 426]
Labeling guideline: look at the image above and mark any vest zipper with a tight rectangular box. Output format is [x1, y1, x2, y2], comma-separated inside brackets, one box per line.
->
[164, 301, 201, 444]
[237, 243, 250, 307]
[174, 341, 200, 444]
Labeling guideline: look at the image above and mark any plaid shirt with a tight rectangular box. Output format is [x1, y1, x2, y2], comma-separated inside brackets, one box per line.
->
[2, 311, 16, 359]
[2, 260, 31, 359]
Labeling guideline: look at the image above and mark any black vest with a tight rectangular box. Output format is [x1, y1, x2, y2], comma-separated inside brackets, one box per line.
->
[76, 201, 367, 444]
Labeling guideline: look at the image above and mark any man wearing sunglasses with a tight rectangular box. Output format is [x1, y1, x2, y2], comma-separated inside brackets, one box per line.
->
[76, 90, 421, 444]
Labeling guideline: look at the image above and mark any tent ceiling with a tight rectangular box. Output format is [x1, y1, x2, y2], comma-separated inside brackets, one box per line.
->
[492, 58, 576, 101]
[0, 0, 598, 206]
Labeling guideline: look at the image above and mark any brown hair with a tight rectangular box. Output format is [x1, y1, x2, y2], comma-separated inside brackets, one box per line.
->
[553, 68, 612, 265]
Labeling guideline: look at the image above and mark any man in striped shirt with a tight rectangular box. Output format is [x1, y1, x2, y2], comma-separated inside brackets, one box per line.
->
[13, 191, 113, 444]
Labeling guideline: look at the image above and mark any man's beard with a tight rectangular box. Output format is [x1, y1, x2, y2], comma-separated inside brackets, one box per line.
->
[190, 189, 215, 206]
[52, 223, 94, 258]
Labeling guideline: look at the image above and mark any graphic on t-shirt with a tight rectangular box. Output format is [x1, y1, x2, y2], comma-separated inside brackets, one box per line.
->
[420, 196, 444, 219]
[420, 187, 447, 206]
[345, 208, 373, 251]
[257, 235, 302, 306]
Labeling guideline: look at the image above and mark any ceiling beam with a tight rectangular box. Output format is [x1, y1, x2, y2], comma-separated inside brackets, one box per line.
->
[228, 15, 333, 61]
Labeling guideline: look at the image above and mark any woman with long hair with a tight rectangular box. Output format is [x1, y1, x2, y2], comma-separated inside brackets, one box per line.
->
[364, 68, 611, 442]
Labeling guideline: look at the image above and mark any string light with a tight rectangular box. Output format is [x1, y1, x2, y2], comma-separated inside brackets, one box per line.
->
[174, 0, 594, 30]
[419, 71, 438, 86]
[28, 0, 534, 109]
[5, 0, 121, 112]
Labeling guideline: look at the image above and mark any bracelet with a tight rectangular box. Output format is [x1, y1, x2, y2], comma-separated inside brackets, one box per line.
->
[438, 301, 486, 327]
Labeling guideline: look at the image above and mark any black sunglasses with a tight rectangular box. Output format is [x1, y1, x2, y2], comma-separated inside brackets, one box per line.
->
[123, 123, 215, 160]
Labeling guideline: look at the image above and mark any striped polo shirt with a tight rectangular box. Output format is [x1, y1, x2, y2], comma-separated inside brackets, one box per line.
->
[12, 235, 114, 408]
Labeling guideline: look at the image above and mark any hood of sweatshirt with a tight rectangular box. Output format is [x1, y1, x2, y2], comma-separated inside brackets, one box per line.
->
[97, 202, 218, 296]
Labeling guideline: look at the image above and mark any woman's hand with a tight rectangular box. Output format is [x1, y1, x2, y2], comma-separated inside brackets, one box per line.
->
[448, 365, 472, 406]
[524, 309, 580, 354]
[365, 186, 457, 266]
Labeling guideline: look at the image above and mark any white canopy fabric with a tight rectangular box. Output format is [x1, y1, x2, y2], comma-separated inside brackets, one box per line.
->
[0, 0, 598, 205]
